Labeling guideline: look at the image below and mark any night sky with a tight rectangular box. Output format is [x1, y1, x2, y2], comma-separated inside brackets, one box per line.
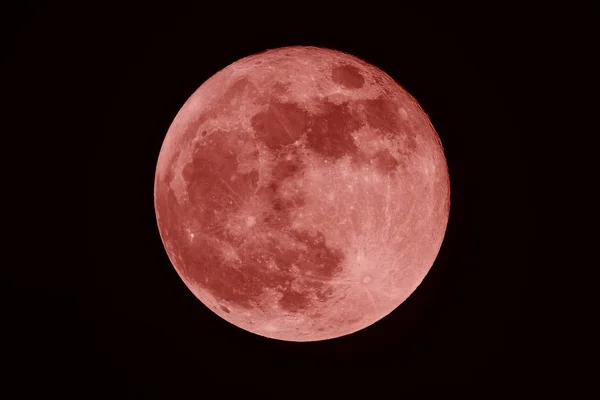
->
[12, 3, 543, 396]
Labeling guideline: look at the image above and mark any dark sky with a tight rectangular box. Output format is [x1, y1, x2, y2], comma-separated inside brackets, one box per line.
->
[11, 2, 547, 396]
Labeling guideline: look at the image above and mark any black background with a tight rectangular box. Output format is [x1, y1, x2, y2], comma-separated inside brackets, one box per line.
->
[9, 2, 550, 396]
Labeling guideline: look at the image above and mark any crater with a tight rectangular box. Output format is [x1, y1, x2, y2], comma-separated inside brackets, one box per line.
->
[331, 64, 365, 89]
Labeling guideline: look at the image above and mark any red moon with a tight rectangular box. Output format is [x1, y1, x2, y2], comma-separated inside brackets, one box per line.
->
[154, 46, 450, 342]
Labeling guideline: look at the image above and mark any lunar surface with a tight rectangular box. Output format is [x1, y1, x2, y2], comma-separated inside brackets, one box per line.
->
[154, 46, 450, 341]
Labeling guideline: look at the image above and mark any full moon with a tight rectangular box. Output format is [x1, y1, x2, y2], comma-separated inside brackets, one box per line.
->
[154, 46, 450, 342]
